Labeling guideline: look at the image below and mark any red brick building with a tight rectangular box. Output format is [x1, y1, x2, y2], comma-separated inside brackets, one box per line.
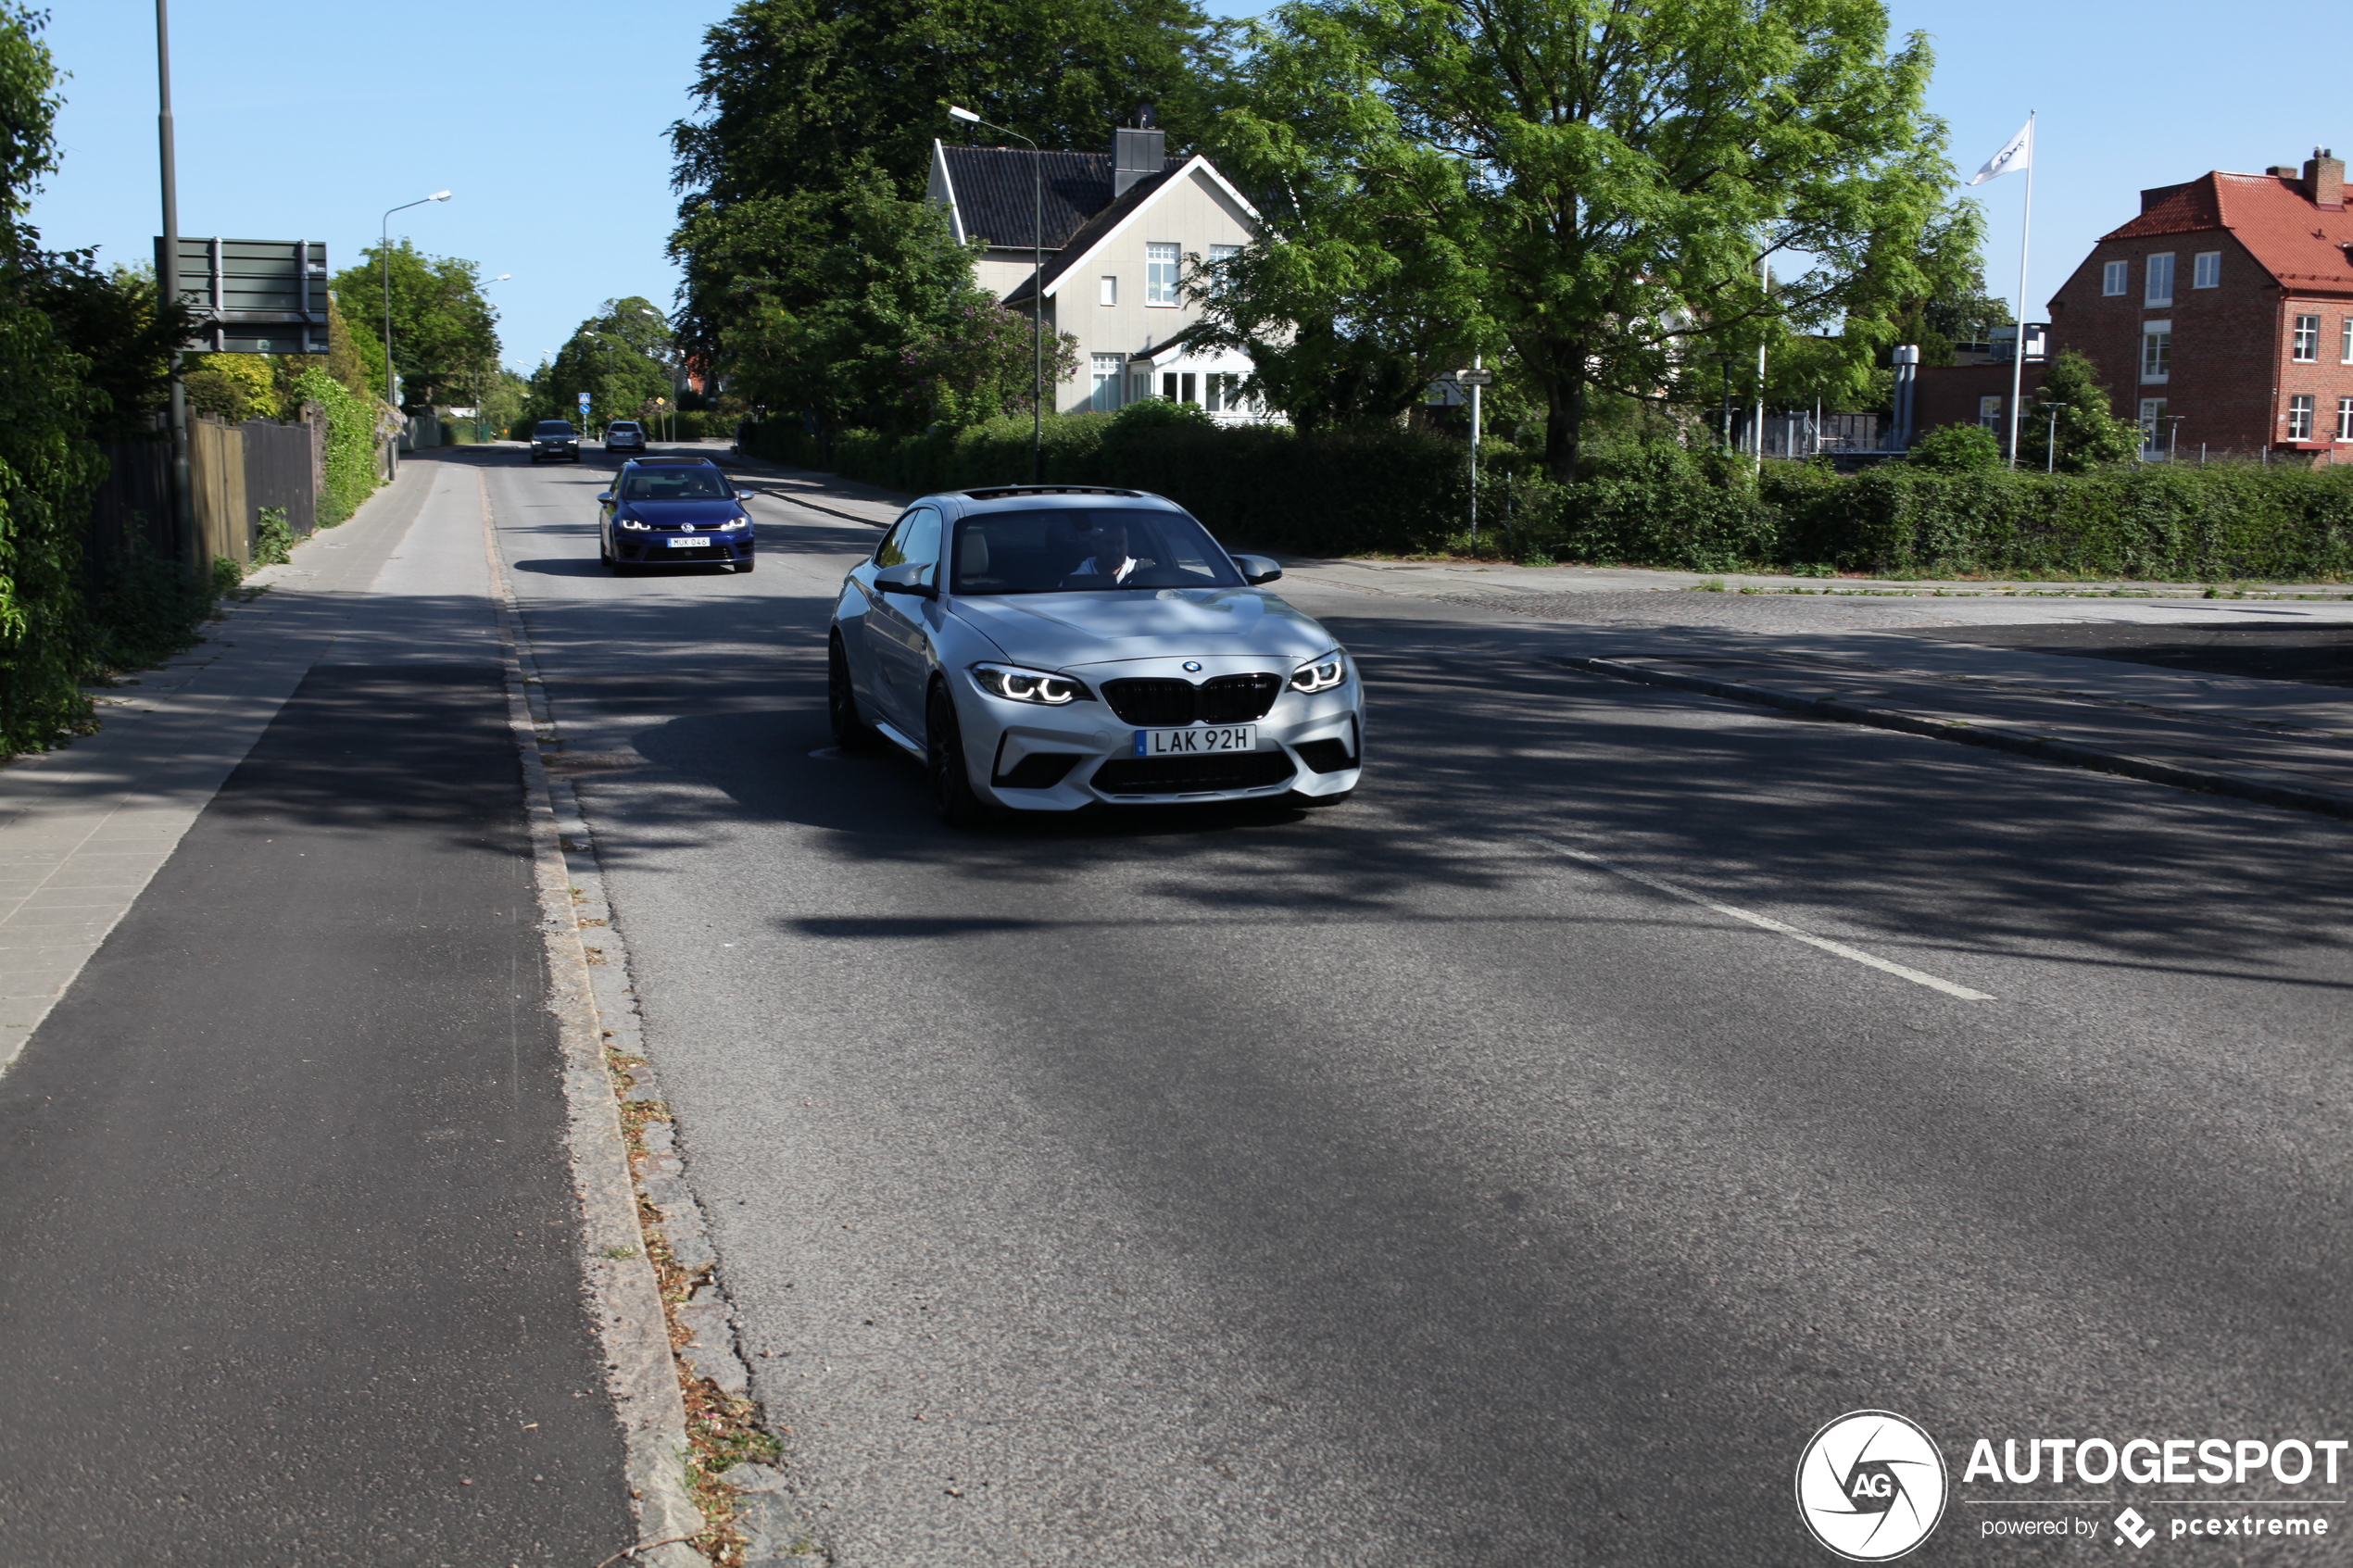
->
[1921, 149, 2353, 462]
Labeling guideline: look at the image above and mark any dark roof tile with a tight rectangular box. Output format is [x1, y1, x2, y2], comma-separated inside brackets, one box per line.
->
[939, 144, 1182, 251]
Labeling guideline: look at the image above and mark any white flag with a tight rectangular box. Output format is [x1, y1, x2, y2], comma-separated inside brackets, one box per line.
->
[1968, 117, 2033, 186]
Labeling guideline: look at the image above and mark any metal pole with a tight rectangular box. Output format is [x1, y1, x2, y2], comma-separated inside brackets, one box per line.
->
[1032, 137, 1043, 483]
[1754, 255, 1768, 473]
[156, 0, 196, 580]
[2006, 111, 2035, 468]
[1468, 354, 1481, 547]
[2047, 407, 2057, 473]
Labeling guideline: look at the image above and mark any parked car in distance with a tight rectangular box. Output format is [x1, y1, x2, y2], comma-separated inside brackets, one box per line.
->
[597, 457, 754, 575]
[606, 420, 647, 452]
[828, 484, 1362, 823]
[530, 420, 581, 463]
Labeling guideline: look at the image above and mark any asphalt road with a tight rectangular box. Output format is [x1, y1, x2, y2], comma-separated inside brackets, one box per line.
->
[482, 445, 2353, 1565]
[0, 479, 632, 1565]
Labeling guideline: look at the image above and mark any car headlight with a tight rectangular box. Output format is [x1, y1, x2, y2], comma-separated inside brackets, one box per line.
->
[718, 514, 749, 530]
[1290, 651, 1347, 694]
[970, 663, 1090, 705]
[618, 518, 650, 532]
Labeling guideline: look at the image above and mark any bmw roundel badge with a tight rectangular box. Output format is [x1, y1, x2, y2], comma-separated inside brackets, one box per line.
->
[1182, 660, 1202, 672]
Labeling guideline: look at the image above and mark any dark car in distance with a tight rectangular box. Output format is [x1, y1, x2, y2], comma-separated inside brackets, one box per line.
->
[598, 457, 754, 574]
[530, 420, 581, 463]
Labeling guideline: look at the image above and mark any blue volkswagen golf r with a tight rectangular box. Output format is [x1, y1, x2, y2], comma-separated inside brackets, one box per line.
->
[597, 457, 755, 574]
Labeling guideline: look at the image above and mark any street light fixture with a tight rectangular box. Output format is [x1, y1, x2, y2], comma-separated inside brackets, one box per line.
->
[381, 190, 450, 412]
[949, 104, 1044, 483]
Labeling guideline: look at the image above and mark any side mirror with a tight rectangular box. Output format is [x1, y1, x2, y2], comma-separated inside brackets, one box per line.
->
[874, 562, 937, 600]
[595, 492, 613, 504]
[1234, 554, 1282, 585]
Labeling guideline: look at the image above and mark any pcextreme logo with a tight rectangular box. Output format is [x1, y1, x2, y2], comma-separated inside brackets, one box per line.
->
[1796, 1411, 1951, 1561]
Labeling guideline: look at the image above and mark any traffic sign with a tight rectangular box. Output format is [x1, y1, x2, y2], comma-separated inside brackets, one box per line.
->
[577, 392, 592, 412]
[1453, 369, 1495, 385]
[155, 237, 329, 355]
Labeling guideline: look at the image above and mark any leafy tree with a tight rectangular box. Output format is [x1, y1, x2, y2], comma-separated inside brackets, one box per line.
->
[183, 353, 279, 423]
[2019, 350, 2141, 472]
[531, 296, 674, 431]
[1203, 0, 1953, 480]
[672, 0, 1211, 209]
[328, 242, 498, 408]
[1877, 202, 2011, 368]
[25, 257, 193, 438]
[674, 168, 1041, 437]
[898, 300, 1079, 428]
[1906, 422, 2000, 471]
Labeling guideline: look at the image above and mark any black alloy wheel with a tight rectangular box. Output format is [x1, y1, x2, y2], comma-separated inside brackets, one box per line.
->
[826, 633, 877, 751]
[926, 680, 988, 827]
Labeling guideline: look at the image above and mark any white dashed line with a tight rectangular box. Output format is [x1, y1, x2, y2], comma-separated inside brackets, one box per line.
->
[1523, 836, 1994, 1001]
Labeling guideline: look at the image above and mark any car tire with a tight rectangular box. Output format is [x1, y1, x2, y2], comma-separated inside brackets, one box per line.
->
[926, 680, 988, 827]
[734, 554, 755, 573]
[827, 633, 879, 752]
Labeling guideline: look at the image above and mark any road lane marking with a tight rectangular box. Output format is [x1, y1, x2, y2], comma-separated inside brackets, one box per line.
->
[1522, 836, 1994, 1000]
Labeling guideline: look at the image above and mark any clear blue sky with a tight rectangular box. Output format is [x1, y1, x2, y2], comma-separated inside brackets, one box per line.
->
[30, 1, 2333, 372]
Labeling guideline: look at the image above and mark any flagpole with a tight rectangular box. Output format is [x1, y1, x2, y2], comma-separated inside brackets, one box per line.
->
[2007, 112, 2034, 469]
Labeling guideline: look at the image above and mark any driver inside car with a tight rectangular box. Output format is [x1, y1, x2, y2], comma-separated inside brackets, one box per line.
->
[1066, 521, 1139, 586]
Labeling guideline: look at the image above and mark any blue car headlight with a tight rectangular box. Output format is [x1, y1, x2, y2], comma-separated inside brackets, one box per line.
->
[618, 518, 650, 532]
[970, 663, 1090, 705]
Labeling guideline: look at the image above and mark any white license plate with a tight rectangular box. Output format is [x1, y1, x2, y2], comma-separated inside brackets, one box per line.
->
[667, 537, 712, 548]
[1134, 724, 1256, 757]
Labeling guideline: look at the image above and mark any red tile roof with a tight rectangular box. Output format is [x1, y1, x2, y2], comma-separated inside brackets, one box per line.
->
[2102, 172, 2353, 292]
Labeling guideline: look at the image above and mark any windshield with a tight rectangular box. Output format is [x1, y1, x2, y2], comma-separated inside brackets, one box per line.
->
[535, 421, 575, 435]
[610, 422, 640, 432]
[950, 508, 1245, 595]
[621, 468, 732, 501]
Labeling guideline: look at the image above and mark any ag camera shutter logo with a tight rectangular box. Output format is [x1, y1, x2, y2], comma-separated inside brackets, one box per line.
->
[1796, 1410, 1948, 1561]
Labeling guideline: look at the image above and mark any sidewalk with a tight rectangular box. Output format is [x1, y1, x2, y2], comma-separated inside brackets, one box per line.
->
[0, 455, 635, 1565]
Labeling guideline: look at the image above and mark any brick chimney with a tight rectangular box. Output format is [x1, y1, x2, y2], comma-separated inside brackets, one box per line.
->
[2306, 146, 2346, 209]
[1112, 105, 1165, 199]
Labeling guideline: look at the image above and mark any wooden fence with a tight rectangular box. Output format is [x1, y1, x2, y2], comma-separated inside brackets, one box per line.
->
[94, 410, 324, 572]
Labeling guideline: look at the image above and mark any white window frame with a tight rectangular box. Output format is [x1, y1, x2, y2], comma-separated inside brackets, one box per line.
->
[2192, 251, 2221, 289]
[1088, 354, 1125, 413]
[1098, 275, 1116, 307]
[2139, 398, 2168, 455]
[2344, 317, 2353, 364]
[2144, 253, 2175, 307]
[2140, 321, 2171, 383]
[2337, 395, 2353, 442]
[1145, 243, 1179, 307]
[2102, 260, 2129, 297]
[2292, 314, 2320, 362]
[1976, 395, 2003, 430]
[2287, 395, 2315, 441]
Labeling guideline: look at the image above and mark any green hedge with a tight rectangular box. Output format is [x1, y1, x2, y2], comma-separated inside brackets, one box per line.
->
[737, 412, 2353, 582]
[295, 368, 382, 526]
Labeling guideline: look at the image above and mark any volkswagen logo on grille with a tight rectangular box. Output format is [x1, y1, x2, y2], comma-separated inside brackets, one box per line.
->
[1182, 661, 1202, 672]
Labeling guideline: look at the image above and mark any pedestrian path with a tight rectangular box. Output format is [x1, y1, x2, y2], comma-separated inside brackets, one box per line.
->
[0, 466, 431, 1073]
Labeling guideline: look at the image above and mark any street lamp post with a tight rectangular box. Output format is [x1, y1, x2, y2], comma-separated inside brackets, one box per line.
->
[949, 105, 1043, 483]
[380, 190, 450, 417]
[154, 0, 196, 577]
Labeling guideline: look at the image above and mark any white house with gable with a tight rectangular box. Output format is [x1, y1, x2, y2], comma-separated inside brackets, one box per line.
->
[926, 112, 1276, 422]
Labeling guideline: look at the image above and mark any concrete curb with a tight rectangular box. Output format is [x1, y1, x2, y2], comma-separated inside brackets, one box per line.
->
[711, 450, 900, 528]
[1557, 656, 2353, 822]
[476, 473, 709, 1568]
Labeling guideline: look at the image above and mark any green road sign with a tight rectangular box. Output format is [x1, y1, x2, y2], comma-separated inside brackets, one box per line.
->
[155, 237, 330, 355]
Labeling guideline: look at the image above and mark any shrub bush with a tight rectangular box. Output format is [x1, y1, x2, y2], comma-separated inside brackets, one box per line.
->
[736, 412, 2353, 582]
[295, 366, 382, 525]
